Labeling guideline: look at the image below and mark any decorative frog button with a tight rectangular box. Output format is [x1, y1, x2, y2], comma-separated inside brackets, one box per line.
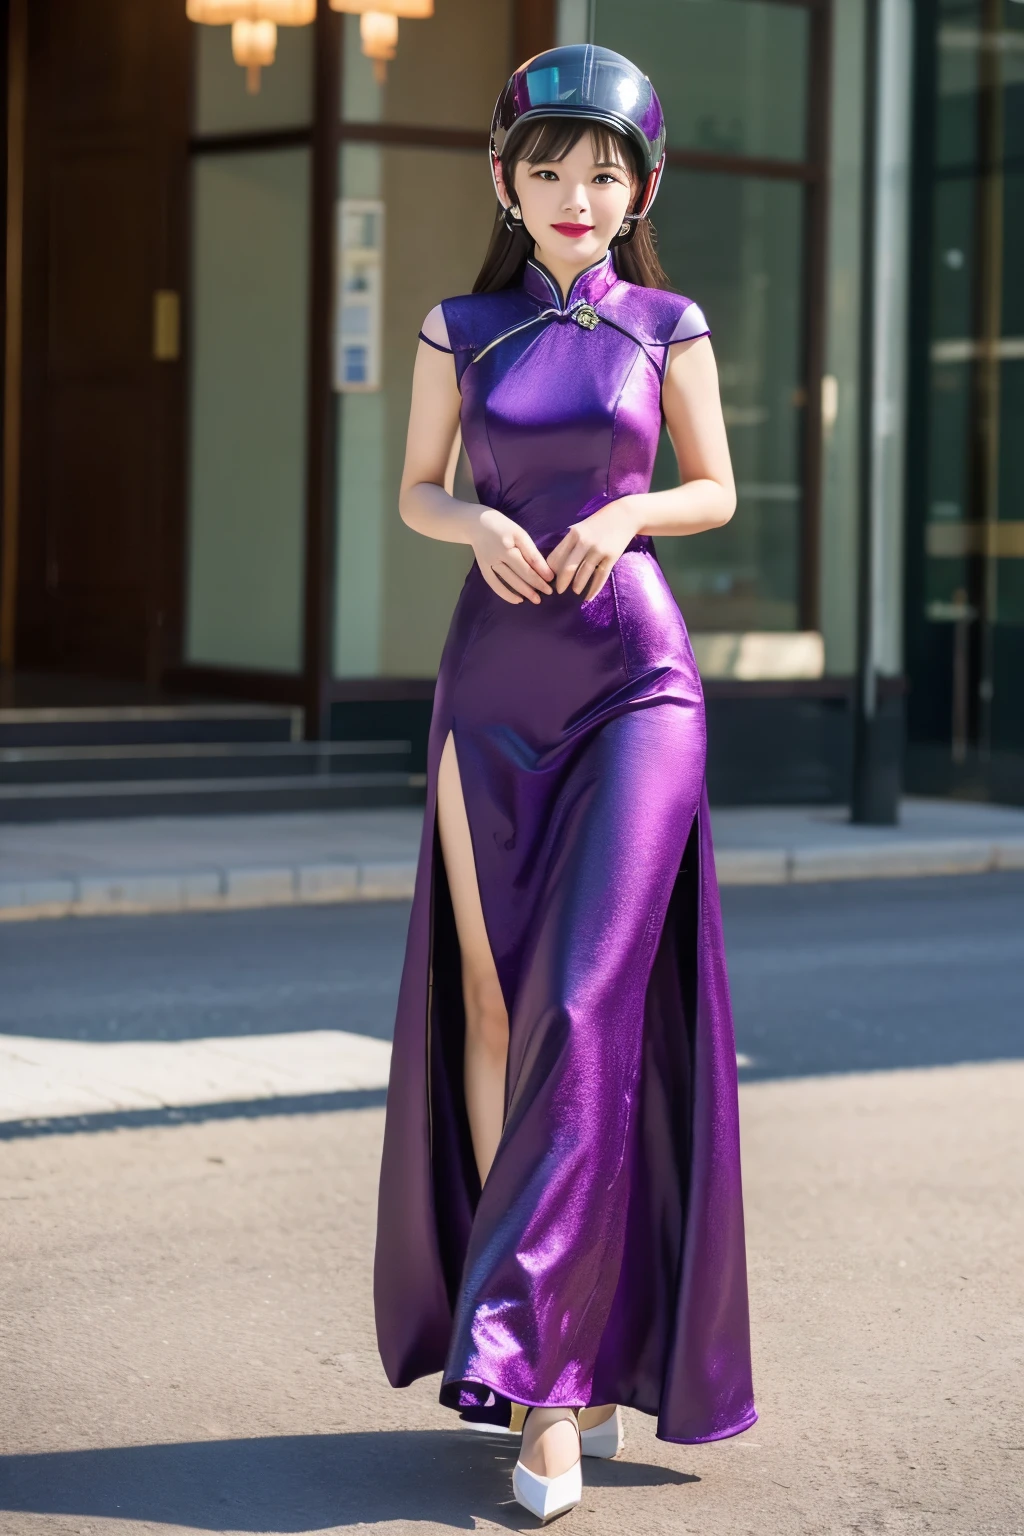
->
[570, 303, 600, 331]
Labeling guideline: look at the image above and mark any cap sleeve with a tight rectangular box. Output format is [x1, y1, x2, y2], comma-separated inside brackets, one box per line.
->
[667, 300, 710, 345]
[418, 302, 452, 354]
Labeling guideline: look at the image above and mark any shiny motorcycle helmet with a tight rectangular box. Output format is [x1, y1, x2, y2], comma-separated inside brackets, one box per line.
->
[489, 44, 667, 244]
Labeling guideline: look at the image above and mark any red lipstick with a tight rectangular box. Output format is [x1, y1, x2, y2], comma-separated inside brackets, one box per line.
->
[551, 222, 594, 238]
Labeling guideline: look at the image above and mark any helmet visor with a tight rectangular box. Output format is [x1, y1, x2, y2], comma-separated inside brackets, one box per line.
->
[523, 56, 643, 115]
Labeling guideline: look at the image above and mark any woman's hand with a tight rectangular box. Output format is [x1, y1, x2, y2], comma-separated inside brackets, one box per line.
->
[472, 508, 555, 605]
[547, 499, 641, 600]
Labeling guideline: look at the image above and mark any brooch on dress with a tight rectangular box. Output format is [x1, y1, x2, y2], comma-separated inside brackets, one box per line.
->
[570, 303, 601, 331]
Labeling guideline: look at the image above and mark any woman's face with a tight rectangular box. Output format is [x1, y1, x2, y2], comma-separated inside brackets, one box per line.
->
[504, 131, 635, 272]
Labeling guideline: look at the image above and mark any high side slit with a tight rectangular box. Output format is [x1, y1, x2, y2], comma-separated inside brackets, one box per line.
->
[373, 251, 757, 1444]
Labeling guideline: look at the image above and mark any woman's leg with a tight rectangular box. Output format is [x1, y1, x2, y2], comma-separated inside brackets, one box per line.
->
[578, 1406, 617, 1429]
[437, 731, 508, 1186]
[520, 1408, 582, 1477]
[438, 732, 601, 1479]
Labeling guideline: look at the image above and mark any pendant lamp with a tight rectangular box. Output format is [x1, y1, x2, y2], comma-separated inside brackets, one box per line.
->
[186, 1, 316, 93]
[230, 17, 277, 92]
[358, 13, 397, 81]
[328, 0, 434, 84]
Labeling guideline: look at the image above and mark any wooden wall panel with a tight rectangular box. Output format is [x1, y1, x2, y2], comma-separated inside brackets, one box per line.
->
[15, 0, 189, 681]
[513, 0, 556, 68]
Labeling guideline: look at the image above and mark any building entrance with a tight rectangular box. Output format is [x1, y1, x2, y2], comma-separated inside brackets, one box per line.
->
[5, 0, 189, 684]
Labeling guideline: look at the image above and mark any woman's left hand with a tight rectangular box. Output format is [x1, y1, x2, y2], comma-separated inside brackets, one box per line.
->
[547, 498, 641, 600]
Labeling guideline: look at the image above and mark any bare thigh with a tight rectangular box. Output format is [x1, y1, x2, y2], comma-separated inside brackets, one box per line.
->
[436, 731, 505, 1019]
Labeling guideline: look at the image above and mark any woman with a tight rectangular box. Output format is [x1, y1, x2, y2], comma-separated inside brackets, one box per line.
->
[374, 44, 756, 1521]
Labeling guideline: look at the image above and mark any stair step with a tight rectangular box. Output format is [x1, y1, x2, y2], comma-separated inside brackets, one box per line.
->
[0, 704, 303, 750]
[0, 771, 427, 823]
[0, 739, 412, 786]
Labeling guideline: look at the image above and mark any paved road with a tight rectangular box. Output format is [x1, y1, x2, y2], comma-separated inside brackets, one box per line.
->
[2, 872, 1021, 1077]
[1, 877, 1022, 1535]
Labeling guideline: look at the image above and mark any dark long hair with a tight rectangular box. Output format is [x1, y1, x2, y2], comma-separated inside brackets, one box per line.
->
[472, 118, 672, 295]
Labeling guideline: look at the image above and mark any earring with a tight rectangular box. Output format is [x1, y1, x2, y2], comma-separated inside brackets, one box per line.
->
[503, 203, 524, 234]
[510, 205, 522, 222]
[617, 220, 630, 238]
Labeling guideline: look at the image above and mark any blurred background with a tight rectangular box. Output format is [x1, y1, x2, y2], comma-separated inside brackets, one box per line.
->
[0, 0, 1021, 819]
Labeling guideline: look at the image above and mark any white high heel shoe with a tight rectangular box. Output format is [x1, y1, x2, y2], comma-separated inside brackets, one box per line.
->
[512, 1408, 583, 1523]
[580, 1405, 624, 1459]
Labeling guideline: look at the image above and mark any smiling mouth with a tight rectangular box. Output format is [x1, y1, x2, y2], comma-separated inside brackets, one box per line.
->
[551, 222, 595, 238]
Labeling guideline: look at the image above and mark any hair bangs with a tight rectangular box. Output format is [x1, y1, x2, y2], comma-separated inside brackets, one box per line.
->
[512, 118, 638, 184]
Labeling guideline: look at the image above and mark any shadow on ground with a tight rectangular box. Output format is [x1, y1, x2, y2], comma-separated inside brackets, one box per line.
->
[0, 1087, 388, 1142]
[0, 1430, 697, 1531]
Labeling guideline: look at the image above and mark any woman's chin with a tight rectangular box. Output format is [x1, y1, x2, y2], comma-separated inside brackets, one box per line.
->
[539, 233, 612, 268]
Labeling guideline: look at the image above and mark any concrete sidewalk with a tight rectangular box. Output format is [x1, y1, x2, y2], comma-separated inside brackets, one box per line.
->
[0, 1030, 394, 1128]
[1, 795, 1023, 921]
[3, 1061, 1023, 1534]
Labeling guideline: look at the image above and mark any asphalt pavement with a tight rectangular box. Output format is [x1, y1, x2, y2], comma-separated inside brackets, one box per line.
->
[0, 871, 1020, 1068]
[1, 878, 1022, 1535]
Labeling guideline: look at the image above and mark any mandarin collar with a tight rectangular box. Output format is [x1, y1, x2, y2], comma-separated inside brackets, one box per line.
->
[522, 251, 619, 311]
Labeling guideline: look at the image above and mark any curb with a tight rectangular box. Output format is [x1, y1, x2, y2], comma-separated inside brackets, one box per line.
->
[0, 859, 419, 922]
[1, 836, 1022, 923]
[716, 836, 1024, 887]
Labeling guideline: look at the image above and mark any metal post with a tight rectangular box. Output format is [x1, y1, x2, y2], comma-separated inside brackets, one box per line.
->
[851, 0, 906, 824]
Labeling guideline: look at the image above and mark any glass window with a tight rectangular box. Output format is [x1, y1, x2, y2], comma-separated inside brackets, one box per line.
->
[193, 18, 314, 135]
[333, 143, 494, 678]
[923, 360, 972, 611]
[997, 165, 1023, 629]
[1005, 2, 1024, 162]
[932, 176, 978, 340]
[187, 150, 310, 672]
[925, 8, 982, 621]
[997, 358, 1024, 626]
[995, 5, 1024, 741]
[651, 168, 806, 631]
[1001, 167, 1024, 337]
[593, 0, 810, 162]
[340, 0, 512, 129]
[909, 0, 1024, 776]
[936, 0, 983, 169]
[924, 167, 976, 622]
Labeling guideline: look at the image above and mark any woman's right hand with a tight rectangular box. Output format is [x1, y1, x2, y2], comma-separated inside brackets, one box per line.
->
[471, 508, 554, 605]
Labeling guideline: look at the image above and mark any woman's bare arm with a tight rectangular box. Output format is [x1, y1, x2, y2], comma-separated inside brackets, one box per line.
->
[632, 335, 736, 536]
[398, 307, 473, 542]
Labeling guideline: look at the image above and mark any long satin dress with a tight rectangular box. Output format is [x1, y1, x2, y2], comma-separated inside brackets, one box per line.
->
[374, 251, 756, 1445]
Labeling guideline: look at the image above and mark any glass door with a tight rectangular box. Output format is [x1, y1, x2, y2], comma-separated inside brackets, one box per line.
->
[905, 0, 1024, 802]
